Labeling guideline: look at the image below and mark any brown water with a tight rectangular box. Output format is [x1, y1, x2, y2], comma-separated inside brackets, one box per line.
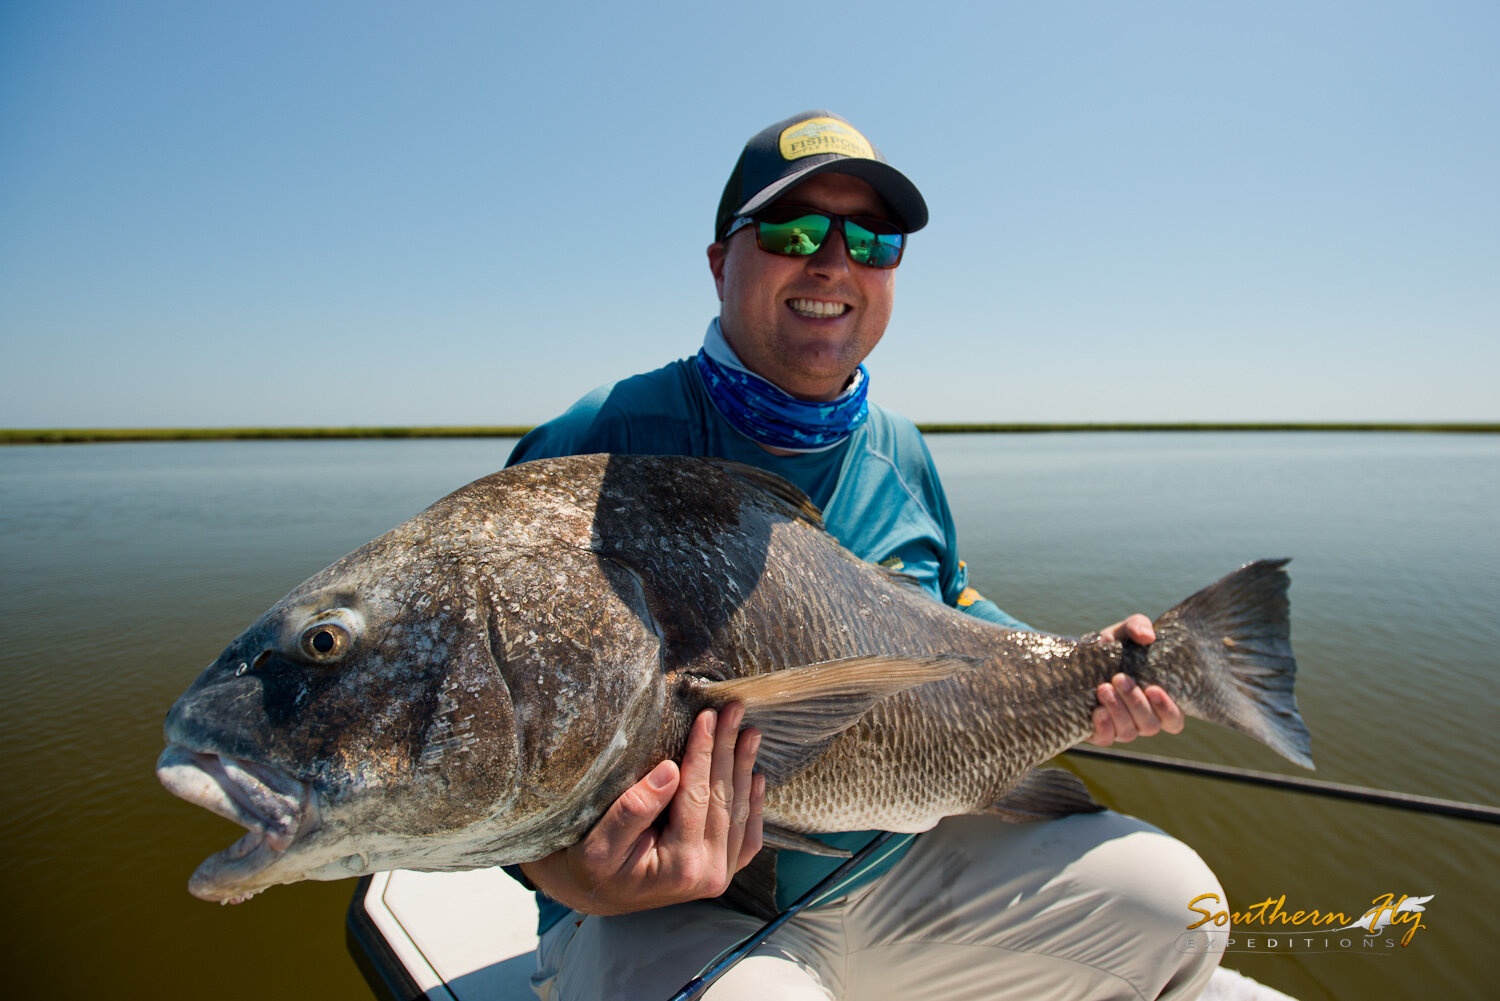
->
[1, 434, 1495, 999]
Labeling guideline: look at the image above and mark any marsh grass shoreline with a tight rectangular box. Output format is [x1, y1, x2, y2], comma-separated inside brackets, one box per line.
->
[2, 422, 1497, 444]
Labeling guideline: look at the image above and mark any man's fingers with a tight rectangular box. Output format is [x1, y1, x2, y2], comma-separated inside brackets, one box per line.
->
[1097, 613, 1156, 646]
[1093, 677, 1142, 741]
[737, 772, 766, 870]
[579, 759, 678, 877]
[1088, 703, 1117, 746]
[1121, 613, 1156, 645]
[1145, 686, 1186, 734]
[540, 708, 765, 912]
[1093, 675, 1188, 744]
[1120, 674, 1164, 735]
[1111, 673, 1158, 737]
[710, 704, 746, 811]
[731, 726, 761, 826]
[723, 724, 760, 867]
[668, 708, 719, 842]
[702, 704, 749, 864]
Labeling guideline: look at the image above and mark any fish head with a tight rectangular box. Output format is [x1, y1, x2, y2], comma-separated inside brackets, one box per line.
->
[157, 550, 524, 901]
[157, 488, 669, 903]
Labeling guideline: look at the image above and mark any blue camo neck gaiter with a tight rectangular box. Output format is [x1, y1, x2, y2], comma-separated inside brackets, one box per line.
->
[695, 320, 869, 452]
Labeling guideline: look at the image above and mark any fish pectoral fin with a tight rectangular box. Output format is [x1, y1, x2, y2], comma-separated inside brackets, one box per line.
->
[689, 655, 974, 785]
[761, 824, 854, 858]
[981, 768, 1105, 822]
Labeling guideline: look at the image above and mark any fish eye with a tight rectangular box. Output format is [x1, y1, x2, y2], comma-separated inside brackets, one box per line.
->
[292, 606, 362, 665]
[299, 622, 351, 663]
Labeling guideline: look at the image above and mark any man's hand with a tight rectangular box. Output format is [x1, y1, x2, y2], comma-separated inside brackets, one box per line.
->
[518, 703, 764, 916]
[1087, 614, 1186, 746]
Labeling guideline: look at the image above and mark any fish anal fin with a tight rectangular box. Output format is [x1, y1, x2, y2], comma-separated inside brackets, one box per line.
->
[683, 655, 975, 786]
[981, 768, 1104, 823]
[761, 824, 853, 858]
[720, 849, 780, 921]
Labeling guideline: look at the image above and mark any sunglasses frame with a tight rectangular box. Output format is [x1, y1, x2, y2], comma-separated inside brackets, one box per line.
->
[725, 204, 907, 269]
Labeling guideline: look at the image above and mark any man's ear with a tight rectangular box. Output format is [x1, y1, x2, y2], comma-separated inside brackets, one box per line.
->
[706, 242, 727, 302]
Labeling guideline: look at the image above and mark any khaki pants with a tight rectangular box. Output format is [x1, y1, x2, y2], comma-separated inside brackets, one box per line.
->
[531, 811, 1225, 1001]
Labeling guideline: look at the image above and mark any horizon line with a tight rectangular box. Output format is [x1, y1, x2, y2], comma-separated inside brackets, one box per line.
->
[4, 421, 1499, 444]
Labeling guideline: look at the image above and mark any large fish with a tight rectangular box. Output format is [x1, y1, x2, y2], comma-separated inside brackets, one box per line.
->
[157, 454, 1313, 904]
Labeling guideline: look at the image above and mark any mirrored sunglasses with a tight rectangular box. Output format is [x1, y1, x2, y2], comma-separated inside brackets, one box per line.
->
[726, 205, 906, 269]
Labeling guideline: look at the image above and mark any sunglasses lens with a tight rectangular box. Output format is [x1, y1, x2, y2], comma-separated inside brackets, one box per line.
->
[844, 218, 904, 268]
[756, 210, 832, 257]
[750, 207, 905, 268]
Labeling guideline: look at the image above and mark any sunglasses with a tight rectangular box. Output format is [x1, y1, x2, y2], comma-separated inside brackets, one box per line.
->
[725, 204, 906, 269]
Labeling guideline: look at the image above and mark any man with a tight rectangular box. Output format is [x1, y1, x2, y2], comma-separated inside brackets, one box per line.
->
[506, 110, 1219, 1000]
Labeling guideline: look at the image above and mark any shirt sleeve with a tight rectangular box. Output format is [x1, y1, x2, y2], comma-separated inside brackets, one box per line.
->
[947, 556, 1033, 630]
[506, 385, 626, 466]
[507, 361, 705, 468]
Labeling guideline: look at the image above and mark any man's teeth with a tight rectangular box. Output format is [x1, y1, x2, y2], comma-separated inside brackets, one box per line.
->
[789, 298, 849, 319]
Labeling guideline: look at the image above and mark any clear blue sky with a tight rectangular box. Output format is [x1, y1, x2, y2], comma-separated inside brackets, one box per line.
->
[2, 1, 1495, 427]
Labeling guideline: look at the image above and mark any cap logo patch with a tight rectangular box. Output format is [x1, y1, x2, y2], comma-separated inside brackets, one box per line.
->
[779, 117, 875, 162]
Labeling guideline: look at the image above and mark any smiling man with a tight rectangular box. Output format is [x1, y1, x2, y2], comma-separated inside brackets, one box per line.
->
[708, 170, 894, 403]
[505, 111, 1215, 1001]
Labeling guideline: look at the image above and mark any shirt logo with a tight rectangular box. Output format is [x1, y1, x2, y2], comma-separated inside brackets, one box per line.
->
[779, 118, 875, 161]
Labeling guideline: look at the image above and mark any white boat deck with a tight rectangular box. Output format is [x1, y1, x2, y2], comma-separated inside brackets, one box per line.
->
[360, 869, 540, 1000]
[354, 869, 1297, 1000]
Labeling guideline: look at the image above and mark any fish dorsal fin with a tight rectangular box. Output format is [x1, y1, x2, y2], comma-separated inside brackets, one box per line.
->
[876, 564, 930, 593]
[981, 767, 1104, 822]
[705, 459, 826, 530]
[683, 655, 974, 786]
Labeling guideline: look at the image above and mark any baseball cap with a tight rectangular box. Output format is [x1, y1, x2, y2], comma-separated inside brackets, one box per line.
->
[714, 110, 929, 241]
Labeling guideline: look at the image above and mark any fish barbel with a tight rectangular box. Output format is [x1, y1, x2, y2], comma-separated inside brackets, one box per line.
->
[157, 454, 1312, 903]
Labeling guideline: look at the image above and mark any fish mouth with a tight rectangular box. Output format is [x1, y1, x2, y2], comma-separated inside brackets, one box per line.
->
[156, 744, 319, 904]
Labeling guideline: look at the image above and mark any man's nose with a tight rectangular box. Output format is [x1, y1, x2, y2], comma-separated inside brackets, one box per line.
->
[805, 226, 849, 275]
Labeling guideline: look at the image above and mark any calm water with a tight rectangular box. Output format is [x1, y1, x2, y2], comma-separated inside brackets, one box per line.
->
[1, 434, 1495, 1000]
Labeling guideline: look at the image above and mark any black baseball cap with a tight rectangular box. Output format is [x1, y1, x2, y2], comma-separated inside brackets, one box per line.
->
[714, 110, 929, 241]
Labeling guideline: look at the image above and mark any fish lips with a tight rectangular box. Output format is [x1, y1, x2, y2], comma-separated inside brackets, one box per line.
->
[156, 744, 321, 903]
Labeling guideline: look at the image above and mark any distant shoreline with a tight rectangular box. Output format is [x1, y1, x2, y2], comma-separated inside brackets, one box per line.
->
[3, 422, 1497, 444]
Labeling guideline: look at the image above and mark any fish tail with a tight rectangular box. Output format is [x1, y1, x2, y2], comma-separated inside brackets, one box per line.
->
[1141, 558, 1314, 769]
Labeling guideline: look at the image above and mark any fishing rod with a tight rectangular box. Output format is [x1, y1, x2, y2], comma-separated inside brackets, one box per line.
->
[666, 830, 906, 1001]
[1065, 746, 1500, 825]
